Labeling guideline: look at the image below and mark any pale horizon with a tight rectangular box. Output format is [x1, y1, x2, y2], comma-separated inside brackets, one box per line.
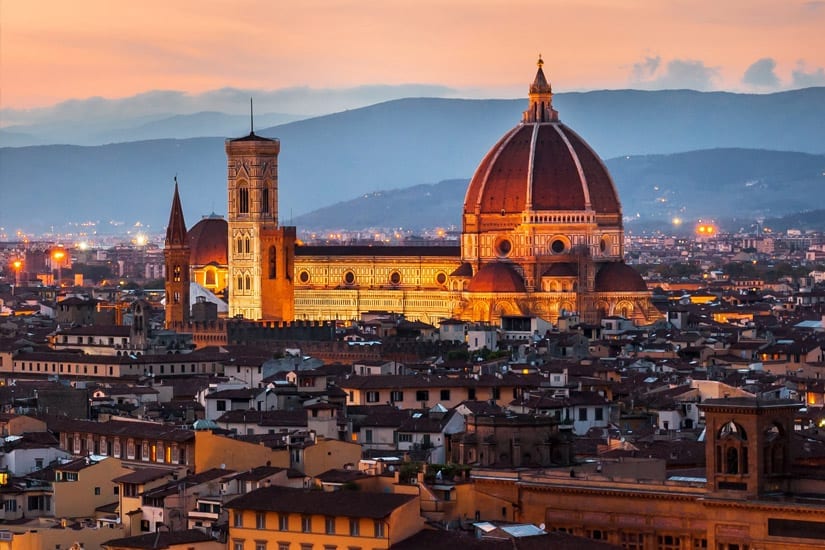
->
[2, 0, 824, 113]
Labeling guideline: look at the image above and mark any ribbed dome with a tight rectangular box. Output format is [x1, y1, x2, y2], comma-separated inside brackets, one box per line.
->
[464, 123, 620, 216]
[463, 58, 620, 219]
[188, 215, 228, 266]
[467, 263, 526, 293]
[594, 262, 647, 292]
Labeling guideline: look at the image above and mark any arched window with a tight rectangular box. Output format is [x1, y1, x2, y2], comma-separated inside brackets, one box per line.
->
[245, 275, 251, 290]
[173, 292, 180, 304]
[262, 186, 270, 214]
[205, 269, 216, 286]
[245, 237, 251, 254]
[237, 275, 243, 291]
[173, 265, 182, 282]
[238, 187, 249, 214]
[236, 237, 243, 254]
[269, 246, 277, 279]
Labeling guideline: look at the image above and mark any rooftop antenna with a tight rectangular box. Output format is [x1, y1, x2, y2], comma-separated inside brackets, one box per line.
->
[250, 97, 255, 135]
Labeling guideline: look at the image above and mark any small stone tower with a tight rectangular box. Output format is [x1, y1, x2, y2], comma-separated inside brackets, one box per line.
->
[700, 397, 801, 499]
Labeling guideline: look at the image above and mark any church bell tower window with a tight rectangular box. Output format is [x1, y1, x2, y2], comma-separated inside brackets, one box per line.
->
[239, 187, 249, 214]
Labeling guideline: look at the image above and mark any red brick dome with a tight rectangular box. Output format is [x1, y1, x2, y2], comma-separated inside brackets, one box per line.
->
[594, 262, 647, 292]
[467, 262, 526, 293]
[463, 58, 620, 219]
[187, 215, 228, 266]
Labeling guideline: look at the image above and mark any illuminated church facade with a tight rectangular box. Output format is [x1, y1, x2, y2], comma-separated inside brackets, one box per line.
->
[166, 59, 659, 327]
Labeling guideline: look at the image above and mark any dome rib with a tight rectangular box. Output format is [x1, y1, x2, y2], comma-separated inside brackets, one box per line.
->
[465, 125, 522, 216]
[552, 124, 591, 210]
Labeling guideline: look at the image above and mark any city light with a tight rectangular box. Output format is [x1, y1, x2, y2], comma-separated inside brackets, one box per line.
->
[695, 223, 717, 236]
[52, 249, 66, 287]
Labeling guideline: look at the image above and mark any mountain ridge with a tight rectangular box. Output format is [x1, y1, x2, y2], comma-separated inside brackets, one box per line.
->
[1, 89, 824, 234]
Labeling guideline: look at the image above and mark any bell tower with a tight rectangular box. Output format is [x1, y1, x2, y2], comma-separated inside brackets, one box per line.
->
[226, 122, 295, 321]
[700, 397, 800, 499]
[164, 180, 190, 327]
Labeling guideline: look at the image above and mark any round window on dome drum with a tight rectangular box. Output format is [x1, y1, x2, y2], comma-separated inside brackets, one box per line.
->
[436, 272, 447, 285]
[600, 237, 609, 253]
[496, 238, 512, 257]
[390, 271, 401, 285]
[299, 270, 310, 284]
[551, 239, 566, 254]
[344, 271, 355, 285]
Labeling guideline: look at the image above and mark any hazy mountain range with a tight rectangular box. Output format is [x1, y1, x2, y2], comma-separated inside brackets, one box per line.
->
[1, 88, 823, 235]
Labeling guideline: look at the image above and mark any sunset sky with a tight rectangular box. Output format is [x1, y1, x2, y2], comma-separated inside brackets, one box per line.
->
[2, 0, 825, 111]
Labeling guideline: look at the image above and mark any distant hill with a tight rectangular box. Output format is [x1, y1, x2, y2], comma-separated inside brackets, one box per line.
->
[0, 111, 303, 147]
[291, 149, 825, 231]
[1, 89, 824, 234]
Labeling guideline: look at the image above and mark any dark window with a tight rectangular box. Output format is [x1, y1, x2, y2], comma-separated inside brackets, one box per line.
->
[239, 187, 249, 214]
[269, 246, 277, 279]
[768, 518, 825, 540]
[579, 408, 588, 421]
[440, 389, 450, 401]
[262, 186, 270, 214]
[416, 390, 429, 402]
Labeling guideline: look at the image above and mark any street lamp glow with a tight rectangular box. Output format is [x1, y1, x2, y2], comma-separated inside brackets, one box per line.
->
[52, 249, 66, 287]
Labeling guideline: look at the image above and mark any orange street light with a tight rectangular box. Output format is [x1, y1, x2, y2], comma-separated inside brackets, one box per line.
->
[12, 259, 22, 290]
[52, 249, 66, 287]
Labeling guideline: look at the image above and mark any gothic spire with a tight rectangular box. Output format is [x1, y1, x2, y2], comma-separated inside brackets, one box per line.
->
[165, 177, 188, 247]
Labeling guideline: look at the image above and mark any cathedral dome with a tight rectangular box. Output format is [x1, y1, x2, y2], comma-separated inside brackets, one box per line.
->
[594, 262, 648, 292]
[467, 262, 526, 293]
[188, 215, 228, 266]
[463, 58, 620, 219]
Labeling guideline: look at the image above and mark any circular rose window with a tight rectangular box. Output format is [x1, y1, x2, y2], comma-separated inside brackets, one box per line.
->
[496, 238, 512, 257]
[551, 239, 566, 254]
[344, 271, 355, 285]
[299, 270, 310, 283]
[390, 271, 401, 285]
[436, 272, 447, 285]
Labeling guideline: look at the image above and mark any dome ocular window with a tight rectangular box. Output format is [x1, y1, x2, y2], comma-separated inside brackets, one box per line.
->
[298, 270, 310, 284]
[600, 236, 610, 254]
[550, 238, 567, 254]
[344, 271, 356, 285]
[496, 238, 512, 257]
[389, 271, 401, 285]
[436, 272, 447, 285]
